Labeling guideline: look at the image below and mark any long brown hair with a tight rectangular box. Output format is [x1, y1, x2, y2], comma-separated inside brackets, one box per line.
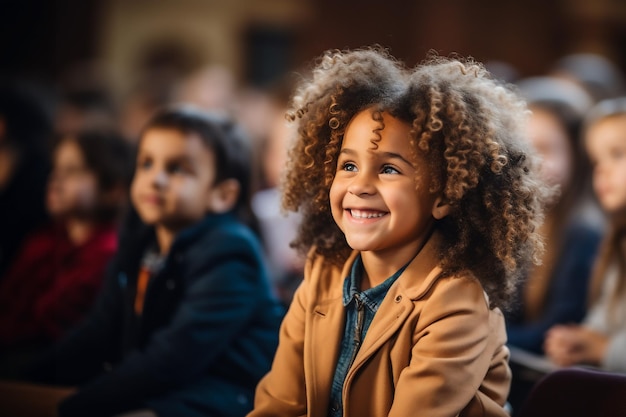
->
[584, 97, 626, 321]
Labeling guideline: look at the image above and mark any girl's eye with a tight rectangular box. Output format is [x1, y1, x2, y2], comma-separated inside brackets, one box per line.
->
[382, 165, 400, 175]
[167, 164, 185, 175]
[342, 162, 357, 172]
[138, 158, 152, 170]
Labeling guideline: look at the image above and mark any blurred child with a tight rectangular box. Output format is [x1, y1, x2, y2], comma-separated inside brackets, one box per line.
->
[0, 130, 132, 360]
[21, 105, 284, 417]
[505, 77, 603, 354]
[248, 47, 549, 417]
[545, 97, 626, 372]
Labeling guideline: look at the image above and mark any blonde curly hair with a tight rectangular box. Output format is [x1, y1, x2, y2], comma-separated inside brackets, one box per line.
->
[281, 47, 549, 308]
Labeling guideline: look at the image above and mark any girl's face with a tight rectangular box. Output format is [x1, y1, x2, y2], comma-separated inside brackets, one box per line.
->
[585, 115, 626, 214]
[527, 107, 574, 192]
[131, 128, 219, 233]
[330, 108, 445, 266]
[47, 139, 99, 219]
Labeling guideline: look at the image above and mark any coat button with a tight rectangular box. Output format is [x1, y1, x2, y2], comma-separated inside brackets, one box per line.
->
[395, 295, 402, 302]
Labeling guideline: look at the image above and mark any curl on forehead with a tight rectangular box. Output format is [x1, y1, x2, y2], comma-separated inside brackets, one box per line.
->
[343, 107, 386, 152]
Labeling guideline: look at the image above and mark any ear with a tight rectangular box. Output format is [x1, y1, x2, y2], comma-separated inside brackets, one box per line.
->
[206, 179, 240, 214]
[431, 196, 451, 220]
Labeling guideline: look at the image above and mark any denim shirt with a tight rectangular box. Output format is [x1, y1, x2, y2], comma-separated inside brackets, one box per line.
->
[328, 255, 409, 417]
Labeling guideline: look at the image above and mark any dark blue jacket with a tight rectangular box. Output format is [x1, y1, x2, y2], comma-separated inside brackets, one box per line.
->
[34, 212, 284, 417]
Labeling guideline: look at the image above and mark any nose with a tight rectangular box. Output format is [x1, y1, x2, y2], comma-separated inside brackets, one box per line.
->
[347, 172, 376, 196]
[151, 169, 168, 188]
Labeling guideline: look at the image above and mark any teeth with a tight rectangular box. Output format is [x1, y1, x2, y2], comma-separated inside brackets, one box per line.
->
[351, 209, 385, 219]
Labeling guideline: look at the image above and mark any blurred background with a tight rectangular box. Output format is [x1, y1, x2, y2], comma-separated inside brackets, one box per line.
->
[1, 0, 626, 315]
[1, 1, 626, 399]
[2, 0, 625, 100]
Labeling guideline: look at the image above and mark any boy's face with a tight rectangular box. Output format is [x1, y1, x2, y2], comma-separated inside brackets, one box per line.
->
[330, 108, 445, 266]
[47, 139, 99, 219]
[585, 116, 626, 214]
[131, 127, 218, 232]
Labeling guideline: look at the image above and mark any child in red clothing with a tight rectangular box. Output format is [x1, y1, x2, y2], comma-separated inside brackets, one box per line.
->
[0, 130, 133, 360]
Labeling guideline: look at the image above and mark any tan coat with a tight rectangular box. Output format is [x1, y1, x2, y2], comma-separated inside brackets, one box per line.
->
[249, 234, 511, 417]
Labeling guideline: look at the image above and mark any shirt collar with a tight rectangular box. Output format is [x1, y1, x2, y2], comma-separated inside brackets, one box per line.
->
[343, 254, 409, 310]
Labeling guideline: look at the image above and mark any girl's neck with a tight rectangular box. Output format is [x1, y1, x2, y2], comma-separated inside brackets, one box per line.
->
[65, 218, 98, 245]
[360, 228, 436, 290]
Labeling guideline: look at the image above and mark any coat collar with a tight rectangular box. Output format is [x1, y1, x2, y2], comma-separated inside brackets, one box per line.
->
[349, 232, 444, 371]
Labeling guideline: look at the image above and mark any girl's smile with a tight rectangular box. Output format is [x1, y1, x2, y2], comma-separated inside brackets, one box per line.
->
[346, 208, 388, 221]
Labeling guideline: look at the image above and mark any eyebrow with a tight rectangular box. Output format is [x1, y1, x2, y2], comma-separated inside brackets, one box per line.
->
[137, 149, 196, 166]
[339, 148, 414, 167]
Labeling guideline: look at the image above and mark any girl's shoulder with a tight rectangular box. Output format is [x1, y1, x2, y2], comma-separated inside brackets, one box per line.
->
[413, 269, 491, 311]
[300, 248, 354, 296]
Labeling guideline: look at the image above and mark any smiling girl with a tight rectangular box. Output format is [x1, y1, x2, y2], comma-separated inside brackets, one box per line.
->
[248, 47, 549, 417]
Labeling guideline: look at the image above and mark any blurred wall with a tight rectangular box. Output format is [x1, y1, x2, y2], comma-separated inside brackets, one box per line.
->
[99, 0, 312, 96]
[1, 0, 625, 96]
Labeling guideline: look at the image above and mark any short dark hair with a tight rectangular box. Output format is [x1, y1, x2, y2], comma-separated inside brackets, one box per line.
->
[141, 105, 257, 229]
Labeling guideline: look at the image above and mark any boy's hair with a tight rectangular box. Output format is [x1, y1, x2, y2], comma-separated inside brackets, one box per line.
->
[397, 54, 548, 308]
[282, 47, 549, 309]
[282, 46, 408, 264]
[56, 129, 134, 222]
[141, 105, 257, 230]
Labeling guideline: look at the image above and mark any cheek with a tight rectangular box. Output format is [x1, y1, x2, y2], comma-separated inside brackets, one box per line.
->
[545, 153, 573, 189]
[130, 177, 141, 203]
[329, 181, 344, 223]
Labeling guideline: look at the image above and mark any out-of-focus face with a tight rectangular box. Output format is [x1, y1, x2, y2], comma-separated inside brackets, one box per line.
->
[329, 108, 444, 267]
[526, 107, 574, 193]
[263, 108, 293, 188]
[131, 128, 217, 233]
[46, 139, 98, 219]
[585, 115, 626, 215]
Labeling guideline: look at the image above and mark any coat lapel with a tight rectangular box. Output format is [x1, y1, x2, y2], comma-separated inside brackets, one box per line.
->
[348, 233, 444, 371]
[349, 284, 412, 371]
[306, 252, 355, 417]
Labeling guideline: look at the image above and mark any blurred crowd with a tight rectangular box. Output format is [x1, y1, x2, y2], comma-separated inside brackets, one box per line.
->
[0, 59, 306, 307]
[494, 52, 626, 414]
[0, 49, 626, 416]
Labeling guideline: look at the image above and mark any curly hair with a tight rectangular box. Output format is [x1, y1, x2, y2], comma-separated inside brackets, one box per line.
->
[396, 54, 549, 308]
[281, 48, 549, 309]
[282, 46, 408, 264]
